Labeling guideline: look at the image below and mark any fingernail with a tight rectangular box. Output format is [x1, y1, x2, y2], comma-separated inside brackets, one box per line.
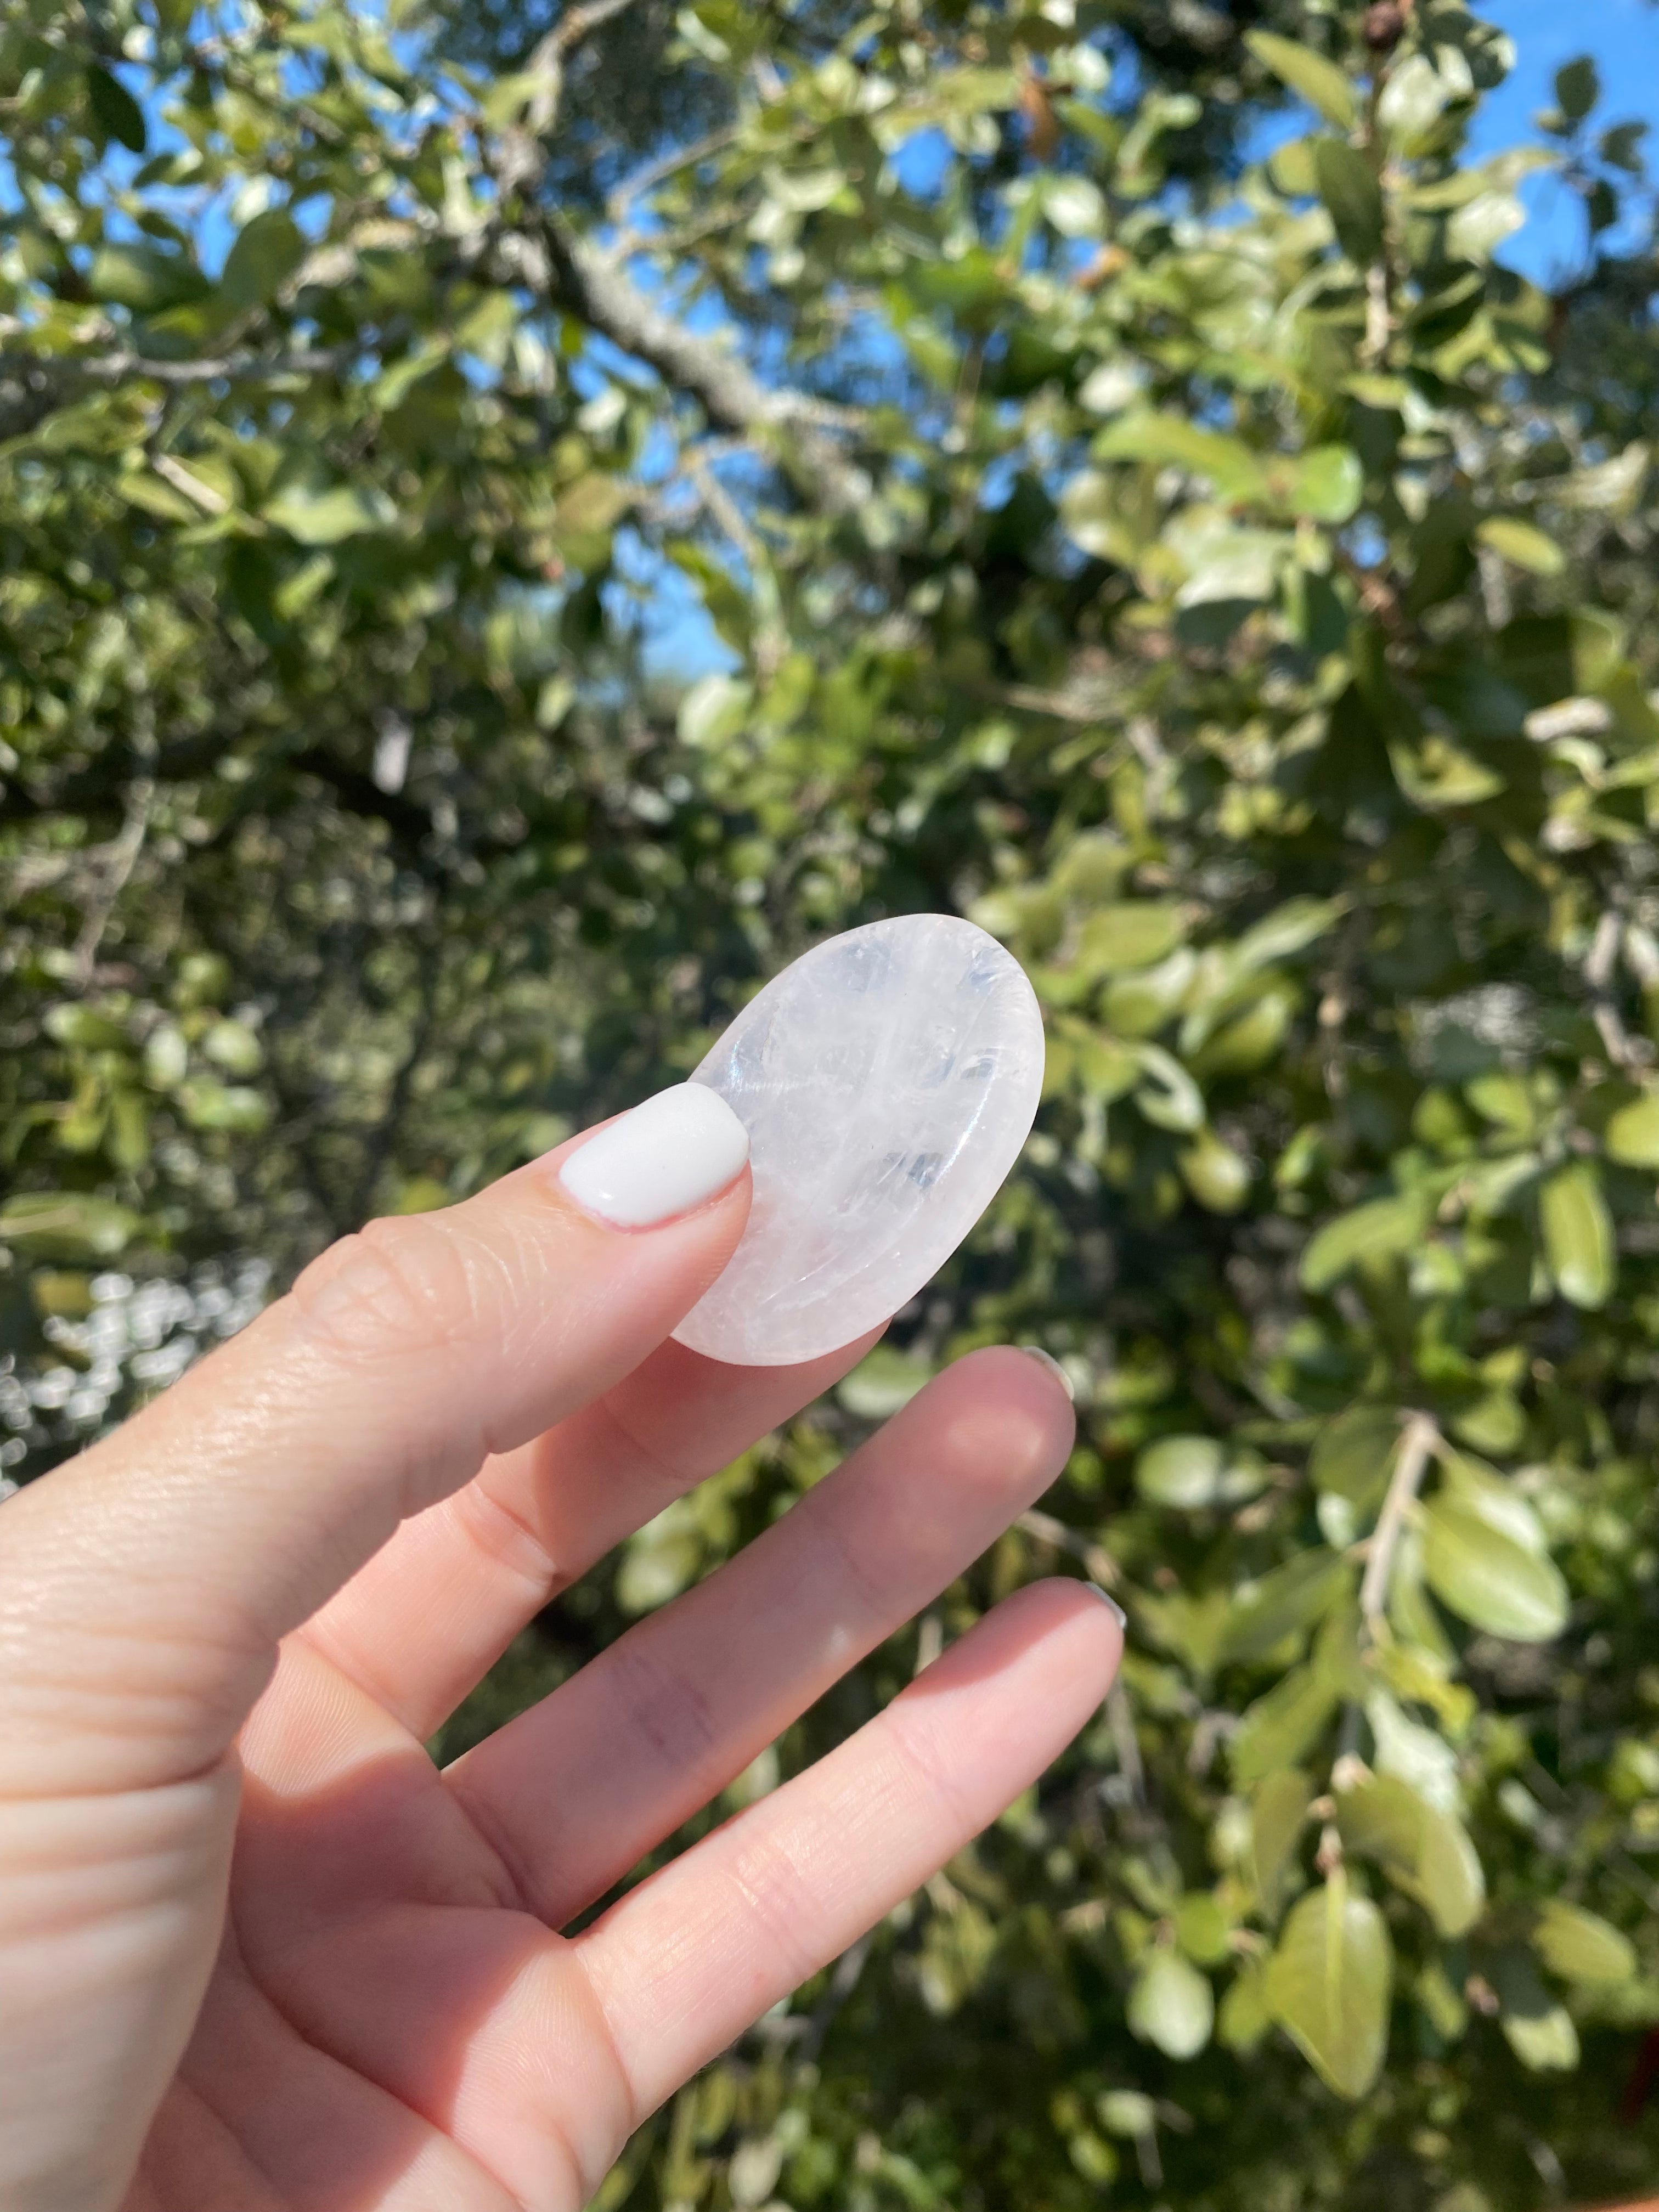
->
[1018, 1344, 1074, 1402]
[558, 1084, 749, 1229]
[1084, 1581, 1127, 1630]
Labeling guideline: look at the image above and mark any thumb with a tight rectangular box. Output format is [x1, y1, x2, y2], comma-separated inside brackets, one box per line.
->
[0, 1085, 751, 1798]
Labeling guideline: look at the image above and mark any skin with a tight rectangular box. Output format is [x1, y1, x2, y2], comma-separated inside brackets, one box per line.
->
[0, 1121, 1121, 2212]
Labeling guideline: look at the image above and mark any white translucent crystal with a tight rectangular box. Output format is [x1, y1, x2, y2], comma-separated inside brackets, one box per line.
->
[671, 914, 1045, 1366]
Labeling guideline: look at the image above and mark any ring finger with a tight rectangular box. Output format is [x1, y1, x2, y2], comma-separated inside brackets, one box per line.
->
[444, 1345, 1077, 1926]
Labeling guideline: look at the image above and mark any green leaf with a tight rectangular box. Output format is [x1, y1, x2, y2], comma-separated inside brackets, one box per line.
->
[88, 241, 205, 313]
[1300, 1194, 1426, 1292]
[1250, 1767, 1313, 1912]
[1438, 1452, 1549, 1558]
[1599, 121, 1649, 174]
[1057, 470, 1134, 563]
[1313, 140, 1385, 266]
[1268, 136, 1320, 199]
[86, 63, 146, 153]
[1311, 1406, 1400, 1514]
[1127, 1947, 1214, 2059]
[0, 1192, 140, 1260]
[1336, 1775, 1485, 1937]
[478, 64, 558, 128]
[1233, 1666, 1339, 1788]
[1097, 2089, 1157, 2140]
[555, 471, 634, 538]
[1244, 31, 1358, 132]
[1075, 902, 1186, 975]
[1131, 1043, 1205, 1133]
[1378, 53, 1458, 150]
[1175, 1891, 1234, 1967]
[220, 209, 307, 312]
[1476, 517, 1566, 577]
[1420, 1500, 1568, 1642]
[1366, 1688, 1460, 1812]
[202, 1018, 264, 1076]
[1492, 1946, 1580, 2072]
[1136, 1434, 1225, 1509]
[1042, 176, 1105, 238]
[1539, 1162, 1614, 1310]
[1533, 1899, 1637, 1987]
[1222, 1551, 1351, 1665]
[677, 672, 753, 749]
[837, 1345, 933, 1420]
[177, 1080, 271, 1133]
[1092, 415, 1267, 504]
[1172, 524, 1286, 608]
[1447, 190, 1526, 262]
[1178, 1125, 1251, 1214]
[44, 1004, 127, 1049]
[1264, 1873, 1392, 2098]
[263, 483, 397, 544]
[1218, 1962, 1273, 2053]
[1605, 1090, 1659, 1167]
[1554, 55, 1599, 123]
[1389, 736, 1506, 810]
[118, 470, 204, 524]
[1103, 949, 1195, 1036]
[1231, 898, 1345, 973]
[1280, 445, 1364, 524]
[142, 1025, 188, 1090]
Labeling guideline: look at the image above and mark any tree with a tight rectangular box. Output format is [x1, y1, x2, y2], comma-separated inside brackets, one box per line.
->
[4, 0, 1659, 2203]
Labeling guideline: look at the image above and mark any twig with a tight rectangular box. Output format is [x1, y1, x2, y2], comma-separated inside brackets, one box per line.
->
[797, 1935, 872, 2064]
[1358, 1412, 1438, 1633]
[1107, 1681, 1145, 1807]
[1016, 1508, 1120, 1590]
[1358, 44, 1397, 374]
[489, 0, 647, 198]
[685, 448, 788, 675]
[72, 779, 152, 986]
[606, 125, 737, 227]
[1361, 258, 1391, 370]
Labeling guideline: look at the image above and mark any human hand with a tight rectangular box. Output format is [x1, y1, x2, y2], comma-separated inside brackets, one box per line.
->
[0, 1091, 1122, 2212]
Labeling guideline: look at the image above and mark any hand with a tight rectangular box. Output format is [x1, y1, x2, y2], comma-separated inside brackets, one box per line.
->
[0, 1104, 1121, 2212]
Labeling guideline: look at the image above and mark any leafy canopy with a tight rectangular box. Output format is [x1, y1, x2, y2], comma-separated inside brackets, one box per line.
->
[4, 0, 1659, 2204]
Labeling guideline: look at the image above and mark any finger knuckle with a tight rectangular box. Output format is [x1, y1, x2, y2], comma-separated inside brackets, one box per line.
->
[288, 1215, 479, 1366]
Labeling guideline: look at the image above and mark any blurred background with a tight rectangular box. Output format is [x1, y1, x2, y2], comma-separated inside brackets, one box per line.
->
[5, 0, 1659, 2203]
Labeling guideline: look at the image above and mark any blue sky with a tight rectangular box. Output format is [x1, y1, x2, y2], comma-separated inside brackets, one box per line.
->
[1475, 0, 1659, 280]
[639, 4, 1659, 679]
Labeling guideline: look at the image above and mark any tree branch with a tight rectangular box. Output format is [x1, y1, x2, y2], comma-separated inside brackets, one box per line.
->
[535, 214, 870, 513]
[1358, 1412, 1438, 1633]
[490, 0, 648, 198]
[0, 346, 350, 445]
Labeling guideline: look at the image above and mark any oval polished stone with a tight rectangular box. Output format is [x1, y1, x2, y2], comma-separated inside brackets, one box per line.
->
[671, 914, 1044, 1366]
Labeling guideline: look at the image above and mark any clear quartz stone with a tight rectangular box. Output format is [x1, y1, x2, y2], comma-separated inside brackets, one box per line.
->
[671, 914, 1045, 1366]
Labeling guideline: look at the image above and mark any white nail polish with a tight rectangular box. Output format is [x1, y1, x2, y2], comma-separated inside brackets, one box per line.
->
[558, 1084, 750, 1229]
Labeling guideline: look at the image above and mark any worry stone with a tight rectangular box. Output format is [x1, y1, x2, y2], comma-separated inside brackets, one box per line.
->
[671, 913, 1045, 1366]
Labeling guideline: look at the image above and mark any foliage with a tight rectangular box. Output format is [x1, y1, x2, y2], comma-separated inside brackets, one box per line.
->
[5, 0, 1659, 2203]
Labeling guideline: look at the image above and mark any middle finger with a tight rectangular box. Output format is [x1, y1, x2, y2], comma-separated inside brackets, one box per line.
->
[443, 1345, 1075, 1927]
[296, 1329, 883, 1741]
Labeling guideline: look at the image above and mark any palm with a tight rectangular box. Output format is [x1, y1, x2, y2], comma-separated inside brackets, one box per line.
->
[132, 1651, 623, 2212]
[120, 1341, 1113, 2212]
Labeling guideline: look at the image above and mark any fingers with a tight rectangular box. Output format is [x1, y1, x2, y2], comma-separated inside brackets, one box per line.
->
[575, 1579, 1121, 2122]
[445, 1347, 1076, 1925]
[296, 1328, 882, 1742]
[0, 1093, 752, 1798]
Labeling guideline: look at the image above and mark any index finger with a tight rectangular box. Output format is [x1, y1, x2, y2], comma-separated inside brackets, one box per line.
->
[0, 1086, 752, 1799]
